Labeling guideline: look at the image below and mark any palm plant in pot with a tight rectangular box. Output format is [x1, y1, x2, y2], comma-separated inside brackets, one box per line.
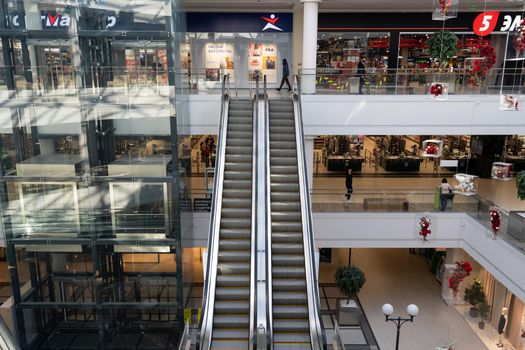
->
[335, 266, 366, 325]
[464, 279, 486, 318]
[478, 301, 491, 329]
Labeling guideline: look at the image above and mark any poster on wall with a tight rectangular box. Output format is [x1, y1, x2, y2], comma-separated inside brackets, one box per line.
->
[205, 43, 235, 82]
[248, 43, 277, 83]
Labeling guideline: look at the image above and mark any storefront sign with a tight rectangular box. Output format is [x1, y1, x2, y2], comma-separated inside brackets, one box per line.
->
[205, 43, 235, 82]
[248, 43, 277, 82]
[187, 12, 293, 33]
[473, 12, 524, 36]
[194, 198, 212, 212]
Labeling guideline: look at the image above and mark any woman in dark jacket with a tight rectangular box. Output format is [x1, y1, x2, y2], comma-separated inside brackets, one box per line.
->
[345, 168, 353, 201]
[276, 59, 292, 91]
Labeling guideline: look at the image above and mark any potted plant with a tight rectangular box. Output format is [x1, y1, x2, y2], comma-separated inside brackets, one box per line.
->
[335, 266, 366, 326]
[478, 301, 491, 329]
[517, 171, 525, 200]
[464, 279, 486, 318]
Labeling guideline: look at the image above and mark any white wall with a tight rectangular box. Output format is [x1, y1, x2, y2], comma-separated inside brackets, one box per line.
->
[185, 94, 525, 135]
[189, 211, 525, 302]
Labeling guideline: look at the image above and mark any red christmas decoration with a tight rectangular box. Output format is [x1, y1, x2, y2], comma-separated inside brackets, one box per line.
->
[466, 43, 497, 87]
[430, 83, 444, 97]
[418, 216, 432, 241]
[513, 19, 525, 56]
[448, 261, 472, 298]
[490, 209, 501, 236]
[439, 0, 452, 15]
[424, 143, 439, 156]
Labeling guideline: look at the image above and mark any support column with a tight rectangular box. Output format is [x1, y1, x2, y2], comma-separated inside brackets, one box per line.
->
[304, 136, 315, 192]
[300, 0, 321, 93]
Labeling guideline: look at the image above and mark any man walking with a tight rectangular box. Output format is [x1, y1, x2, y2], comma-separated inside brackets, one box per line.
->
[276, 59, 292, 92]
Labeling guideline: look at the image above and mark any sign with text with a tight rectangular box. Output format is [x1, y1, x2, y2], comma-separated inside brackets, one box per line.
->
[205, 43, 235, 82]
[248, 43, 277, 82]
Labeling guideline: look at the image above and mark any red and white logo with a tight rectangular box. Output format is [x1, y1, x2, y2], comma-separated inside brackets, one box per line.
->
[261, 14, 282, 31]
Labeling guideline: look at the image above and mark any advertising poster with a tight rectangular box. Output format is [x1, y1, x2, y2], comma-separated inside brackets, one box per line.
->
[248, 43, 277, 83]
[205, 43, 234, 82]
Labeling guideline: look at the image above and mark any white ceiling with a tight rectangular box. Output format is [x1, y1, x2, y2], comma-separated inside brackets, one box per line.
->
[183, 0, 525, 12]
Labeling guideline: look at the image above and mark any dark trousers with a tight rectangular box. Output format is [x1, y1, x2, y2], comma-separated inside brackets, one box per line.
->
[278, 76, 291, 90]
[346, 187, 353, 200]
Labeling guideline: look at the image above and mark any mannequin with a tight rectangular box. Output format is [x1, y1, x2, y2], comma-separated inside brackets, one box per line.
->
[497, 307, 508, 347]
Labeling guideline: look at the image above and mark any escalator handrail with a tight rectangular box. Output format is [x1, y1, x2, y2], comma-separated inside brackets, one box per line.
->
[292, 74, 328, 350]
[198, 74, 230, 350]
[262, 75, 273, 349]
[250, 75, 260, 349]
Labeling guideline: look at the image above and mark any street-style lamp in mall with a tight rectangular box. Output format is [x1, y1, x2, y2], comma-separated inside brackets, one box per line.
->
[382, 303, 419, 350]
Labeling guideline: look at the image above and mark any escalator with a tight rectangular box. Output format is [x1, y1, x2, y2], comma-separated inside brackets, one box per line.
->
[268, 94, 325, 350]
[199, 75, 256, 350]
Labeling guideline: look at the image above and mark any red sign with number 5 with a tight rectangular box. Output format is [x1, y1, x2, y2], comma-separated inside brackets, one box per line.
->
[473, 12, 500, 36]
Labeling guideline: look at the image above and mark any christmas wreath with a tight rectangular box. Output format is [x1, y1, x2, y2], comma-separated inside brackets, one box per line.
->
[430, 83, 444, 97]
[427, 31, 459, 65]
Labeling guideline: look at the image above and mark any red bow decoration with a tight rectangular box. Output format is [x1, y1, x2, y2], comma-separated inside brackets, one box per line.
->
[490, 209, 501, 235]
[430, 83, 444, 97]
[424, 143, 439, 156]
[448, 261, 472, 298]
[418, 216, 431, 241]
[439, 0, 452, 15]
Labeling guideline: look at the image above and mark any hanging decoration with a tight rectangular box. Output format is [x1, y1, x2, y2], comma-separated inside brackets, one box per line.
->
[489, 209, 501, 237]
[422, 139, 443, 158]
[432, 0, 458, 20]
[453, 173, 479, 196]
[427, 31, 459, 64]
[448, 261, 473, 298]
[465, 44, 497, 87]
[512, 18, 525, 57]
[499, 94, 519, 111]
[429, 82, 449, 100]
[491, 162, 513, 180]
[418, 216, 432, 241]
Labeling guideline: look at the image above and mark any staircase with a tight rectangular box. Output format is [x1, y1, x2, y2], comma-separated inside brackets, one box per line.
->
[211, 99, 254, 350]
[269, 99, 311, 350]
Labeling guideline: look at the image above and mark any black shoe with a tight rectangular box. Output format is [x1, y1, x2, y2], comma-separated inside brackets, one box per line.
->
[276, 88, 281, 91]
[287, 89, 292, 92]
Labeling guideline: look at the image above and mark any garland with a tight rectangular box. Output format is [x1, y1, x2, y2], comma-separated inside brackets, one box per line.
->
[439, 0, 452, 15]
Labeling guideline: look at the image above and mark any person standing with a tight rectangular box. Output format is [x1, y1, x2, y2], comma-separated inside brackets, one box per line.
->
[200, 142, 210, 168]
[357, 55, 366, 94]
[345, 168, 353, 201]
[439, 178, 453, 211]
[276, 59, 292, 92]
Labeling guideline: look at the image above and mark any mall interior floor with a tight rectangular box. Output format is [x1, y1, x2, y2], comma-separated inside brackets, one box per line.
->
[320, 248, 490, 350]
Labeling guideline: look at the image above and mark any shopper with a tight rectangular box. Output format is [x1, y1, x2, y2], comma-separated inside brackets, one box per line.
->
[200, 142, 210, 168]
[411, 144, 418, 156]
[439, 178, 453, 211]
[357, 55, 366, 94]
[345, 168, 353, 201]
[276, 59, 292, 92]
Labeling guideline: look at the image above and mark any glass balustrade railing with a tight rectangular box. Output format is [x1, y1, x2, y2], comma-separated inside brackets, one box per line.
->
[2, 66, 521, 96]
[299, 67, 524, 95]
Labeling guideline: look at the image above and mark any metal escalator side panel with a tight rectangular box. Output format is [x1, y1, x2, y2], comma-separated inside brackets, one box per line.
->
[292, 88, 327, 350]
[264, 77, 274, 350]
[198, 78, 231, 350]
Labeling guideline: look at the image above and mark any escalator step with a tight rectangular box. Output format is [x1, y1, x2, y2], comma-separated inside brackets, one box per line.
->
[272, 255, 305, 265]
[213, 314, 249, 328]
[273, 266, 305, 278]
[273, 319, 309, 332]
[218, 251, 250, 262]
[223, 198, 252, 208]
[273, 292, 307, 304]
[271, 173, 299, 183]
[219, 229, 251, 239]
[215, 287, 250, 300]
[272, 279, 307, 291]
[214, 300, 250, 313]
[271, 243, 303, 253]
[271, 232, 303, 243]
[216, 275, 250, 287]
[221, 218, 251, 229]
[271, 212, 301, 221]
[221, 207, 251, 218]
[273, 305, 309, 318]
[218, 262, 250, 275]
[272, 222, 303, 232]
[219, 239, 251, 250]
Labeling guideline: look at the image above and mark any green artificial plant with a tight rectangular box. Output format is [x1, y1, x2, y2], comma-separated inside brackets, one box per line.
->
[464, 279, 486, 310]
[426, 31, 459, 65]
[335, 265, 366, 303]
[517, 171, 525, 200]
[478, 301, 491, 327]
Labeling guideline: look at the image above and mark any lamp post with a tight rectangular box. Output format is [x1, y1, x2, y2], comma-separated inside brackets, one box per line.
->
[382, 303, 419, 350]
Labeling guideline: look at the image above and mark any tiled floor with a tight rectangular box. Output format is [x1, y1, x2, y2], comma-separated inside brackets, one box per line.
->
[345, 248, 490, 350]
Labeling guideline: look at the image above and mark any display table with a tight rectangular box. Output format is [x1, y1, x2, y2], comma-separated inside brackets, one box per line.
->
[508, 211, 525, 242]
[380, 156, 421, 171]
[325, 155, 363, 172]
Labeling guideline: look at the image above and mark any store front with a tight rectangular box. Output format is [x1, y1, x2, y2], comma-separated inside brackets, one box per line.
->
[185, 12, 293, 89]
[316, 12, 523, 93]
